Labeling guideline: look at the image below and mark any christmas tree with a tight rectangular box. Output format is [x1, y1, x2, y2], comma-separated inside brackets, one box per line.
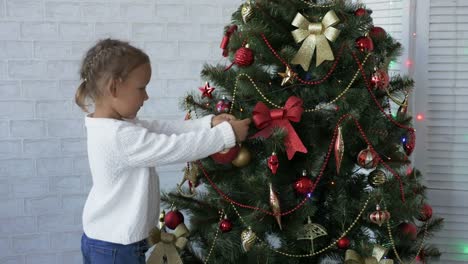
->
[156, 0, 444, 263]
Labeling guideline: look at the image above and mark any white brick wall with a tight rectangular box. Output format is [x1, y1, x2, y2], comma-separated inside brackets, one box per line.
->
[0, 0, 240, 261]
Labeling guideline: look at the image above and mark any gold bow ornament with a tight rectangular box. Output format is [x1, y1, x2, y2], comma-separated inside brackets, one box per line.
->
[291, 10, 341, 70]
[345, 245, 394, 264]
[147, 223, 190, 264]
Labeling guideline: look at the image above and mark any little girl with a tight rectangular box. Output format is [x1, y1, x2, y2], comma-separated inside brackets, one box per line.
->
[76, 38, 251, 264]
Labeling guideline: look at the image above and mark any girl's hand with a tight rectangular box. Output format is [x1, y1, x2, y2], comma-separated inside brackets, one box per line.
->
[229, 118, 251, 142]
[211, 114, 237, 127]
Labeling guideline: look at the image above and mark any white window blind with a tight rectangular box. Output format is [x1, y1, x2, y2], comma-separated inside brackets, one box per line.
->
[423, 0, 468, 263]
[363, 0, 468, 263]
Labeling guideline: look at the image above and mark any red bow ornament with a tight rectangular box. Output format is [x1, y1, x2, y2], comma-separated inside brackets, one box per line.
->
[252, 96, 307, 160]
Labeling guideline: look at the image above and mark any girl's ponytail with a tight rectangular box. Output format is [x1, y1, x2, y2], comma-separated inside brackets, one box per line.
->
[75, 81, 89, 113]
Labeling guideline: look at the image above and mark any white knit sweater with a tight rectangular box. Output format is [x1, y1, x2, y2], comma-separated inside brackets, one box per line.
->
[82, 114, 236, 244]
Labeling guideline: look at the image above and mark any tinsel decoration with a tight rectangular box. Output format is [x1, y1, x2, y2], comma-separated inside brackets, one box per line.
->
[297, 216, 328, 253]
[335, 126, 344, 174]
[269, 182, 282, 230]
[241, 227, 257, 252]
[290, 10, 341, 70]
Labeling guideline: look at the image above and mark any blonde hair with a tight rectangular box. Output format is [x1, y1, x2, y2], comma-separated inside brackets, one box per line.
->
[75, 38, 150, 112]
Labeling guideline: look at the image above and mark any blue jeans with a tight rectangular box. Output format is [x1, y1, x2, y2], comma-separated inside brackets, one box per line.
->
[81, 233, 149, 264]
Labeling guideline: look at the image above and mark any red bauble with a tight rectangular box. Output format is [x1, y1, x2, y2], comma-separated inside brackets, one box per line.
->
[294, 171, 313, 195]
[164, 210, 184, 230]
[337, 237, 350, 249]
[219, 217, 233, 233]
[357, 147, 379, 169]
[370, 69, 390, 90]
[354, 8, 367, 16]
[417, 204, 433, 221]
[370, 27, 387, 40]
[210, 146, 241, 164]
[356, 36, 374, 52]
[215, 97, 232, 113]
[234, 46, 255, 67]
[225, 45, 254, 71]
[399, 222, 417, 240]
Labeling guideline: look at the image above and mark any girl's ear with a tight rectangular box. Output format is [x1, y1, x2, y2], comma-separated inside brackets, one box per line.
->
[108, 77, 119, 98]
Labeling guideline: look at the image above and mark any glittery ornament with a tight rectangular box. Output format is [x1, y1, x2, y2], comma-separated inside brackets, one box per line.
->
[417, 204, 433, 222]
[335, 126, 344, 174]
[241, 227, 257, 252]
[241, 1, 254, 23]
[225, 45, 255, 71]
[269, 183, 282, 230]
[369, 204, 391, 226]
[294, 170, 313, 195]
[356, 36, 374, 52]
[371, 69, 390, 90]
[215, 97, 232, 113]
[357, 147, 379, 169]
[278, 67, 297, 86]
[368, 169, 387, 187]
[267, 152, 279, 174]
[199, 82, 215, 99]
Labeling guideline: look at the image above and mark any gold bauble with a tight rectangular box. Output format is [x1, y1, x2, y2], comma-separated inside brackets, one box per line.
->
[241, 227, 257, 252]
[232, 146, 251, 167]
[241, 1, 254, 23]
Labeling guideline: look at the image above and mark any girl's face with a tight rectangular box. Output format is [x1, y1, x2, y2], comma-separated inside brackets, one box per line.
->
[113, 63, 151, 119]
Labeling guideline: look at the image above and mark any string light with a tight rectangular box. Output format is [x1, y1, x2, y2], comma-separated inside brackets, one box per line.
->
[405, 59, 413, 67]
[416, 113, 424, 121]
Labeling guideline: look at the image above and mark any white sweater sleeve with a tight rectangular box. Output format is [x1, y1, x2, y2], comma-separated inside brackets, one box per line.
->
[137, 115, 213, 135]
[117, 121, 236, 168]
